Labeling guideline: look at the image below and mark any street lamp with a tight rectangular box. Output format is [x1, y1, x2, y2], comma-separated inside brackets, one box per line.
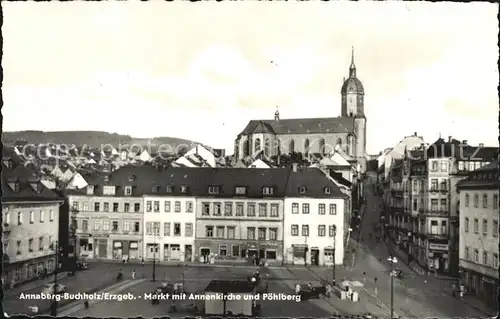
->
[387, 256, 398, 319]
[152, 230, 157, 282]
[332, 227, 337, 286]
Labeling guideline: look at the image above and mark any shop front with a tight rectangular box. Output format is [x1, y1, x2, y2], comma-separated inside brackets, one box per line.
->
[195, 239, 282, 264]
[112, 241, 123, 260]
[427, 241, 449, 273]
[129, 241, 139, 259]
[2, 254, 56, 289]
[288, 244, 308, 265]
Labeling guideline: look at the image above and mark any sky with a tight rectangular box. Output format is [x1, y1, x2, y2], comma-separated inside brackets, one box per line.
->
[3, 2, 498, 155]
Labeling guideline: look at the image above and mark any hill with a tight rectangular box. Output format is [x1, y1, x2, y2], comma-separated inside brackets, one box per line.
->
[2, 131, 200, 152]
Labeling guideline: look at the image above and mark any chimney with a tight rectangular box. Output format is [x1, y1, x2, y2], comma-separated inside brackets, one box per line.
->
[448, 136, 452, 143]
[292, 163, 298, 172]
[479, 143, 484, 147]
[462, 140, 467, 145]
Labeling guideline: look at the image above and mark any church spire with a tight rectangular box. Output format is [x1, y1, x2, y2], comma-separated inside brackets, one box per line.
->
[349, 46, 356, 78]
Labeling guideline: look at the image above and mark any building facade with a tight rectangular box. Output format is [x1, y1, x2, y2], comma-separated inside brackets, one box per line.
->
[2, 158, 63, 288]
[283, 168, 346, 266]
[457, 161, 498, 309]
[234, 49, 367, 172]
[143, 194, 196, 262]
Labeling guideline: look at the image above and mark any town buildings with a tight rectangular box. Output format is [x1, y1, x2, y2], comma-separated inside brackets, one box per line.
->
[457, 161, 498, 308]
[234, 49, 368, 172]
[2, 155, 63, 287]
[283, 167, 347, 266]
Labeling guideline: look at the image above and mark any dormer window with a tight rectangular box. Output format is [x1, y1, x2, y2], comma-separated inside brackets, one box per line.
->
[324, 187, 331, 195]
[166, 185, 174, 193]
[181, 185, 188, 193]
[87, 185, 95, 195]
[3, 159, 12, 169]
[208, 186, 220, 195]
[124, 186, 132, 196]
[103, 185, 116, 195]
[235, 187, 247, 195]
[263, 187, 274, 196]
[299, 186, 307, 194]
[104, 176, 109, 182]
[8, 181, 20, 192]
[151, 185, 160, 193]
[128, 174, 136, 182]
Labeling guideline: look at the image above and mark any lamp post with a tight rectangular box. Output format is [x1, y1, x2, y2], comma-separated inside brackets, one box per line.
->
[332, 227, 336, 286]
[388, 256, 398, 319]
[152, 230, 157, 282]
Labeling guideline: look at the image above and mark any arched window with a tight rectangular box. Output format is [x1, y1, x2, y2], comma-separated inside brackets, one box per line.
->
[243, 140, 250, 157]
[319, 138, 326, 155]
[264, 137, 271, 157]
[289, 139, 295, 153]
[254, 138, 261, 153]
[304, 139, 310, 156]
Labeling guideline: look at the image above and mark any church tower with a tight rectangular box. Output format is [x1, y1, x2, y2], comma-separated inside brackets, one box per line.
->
[341, 47, 367, 171]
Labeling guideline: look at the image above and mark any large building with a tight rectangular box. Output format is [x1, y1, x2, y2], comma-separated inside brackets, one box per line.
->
[234, 49, 367, 172]
[283, 167, 347, 266]
[457, 161, 498, 309]
[2, 155, 63, 287]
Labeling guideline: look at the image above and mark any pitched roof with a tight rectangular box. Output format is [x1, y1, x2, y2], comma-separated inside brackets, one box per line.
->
[427, 138, 497, 159]
[286, 167, 346, 198]
[239, 117, 355, 136]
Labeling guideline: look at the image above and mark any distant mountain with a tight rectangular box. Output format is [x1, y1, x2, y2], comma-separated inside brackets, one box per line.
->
[2, 131, 200, 153]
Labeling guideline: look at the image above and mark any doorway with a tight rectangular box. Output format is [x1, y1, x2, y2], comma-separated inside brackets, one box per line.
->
[184, 245, 192, 262]
[311, 249, 319, 266]
[201, 248, 210, 263]
[259, 249, 265, 259]
[170, 245, 181, 260]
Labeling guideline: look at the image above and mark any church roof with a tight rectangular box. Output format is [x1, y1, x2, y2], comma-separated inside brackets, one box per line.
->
[239, 117, 355, 136]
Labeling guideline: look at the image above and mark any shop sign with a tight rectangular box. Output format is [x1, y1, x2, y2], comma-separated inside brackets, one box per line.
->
[429, 243, 448, 251]
[130, 242, 138, 249]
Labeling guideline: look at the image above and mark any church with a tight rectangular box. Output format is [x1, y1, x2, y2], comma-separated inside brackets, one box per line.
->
[234, 49, 368, 172]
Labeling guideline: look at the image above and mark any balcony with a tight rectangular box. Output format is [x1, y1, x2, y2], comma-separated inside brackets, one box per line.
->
[3, 223, 12, 234]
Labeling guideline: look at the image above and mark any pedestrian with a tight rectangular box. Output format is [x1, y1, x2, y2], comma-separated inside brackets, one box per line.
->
[132, 269, 136, 279]
[141, 258, 145, 266]
[295, 283, 301, 295]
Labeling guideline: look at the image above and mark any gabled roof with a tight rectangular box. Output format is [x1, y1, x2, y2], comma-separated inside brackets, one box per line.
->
[239, 117, 355, 136]
[286, 167, 346, 198]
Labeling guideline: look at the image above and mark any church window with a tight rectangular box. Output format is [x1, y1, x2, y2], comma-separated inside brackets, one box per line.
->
[264, 138, 271, 157]
[254, 138, 261, 153]
[319, 138, 326, 155]
[289, 139, 295, 153]
[304, 139, 310, 156]
[243, 140, 250, 157]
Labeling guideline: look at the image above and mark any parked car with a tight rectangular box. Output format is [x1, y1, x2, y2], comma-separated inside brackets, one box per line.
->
[393, 269, 403, 279]
[41, 283, 67, 295]
[76, 260, 88, 270]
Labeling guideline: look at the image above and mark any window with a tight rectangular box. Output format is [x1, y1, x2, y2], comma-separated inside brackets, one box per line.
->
[103, 219, 110, 231]
[494, 194, 499, 209]
[329, 225, 337, 237]
[440, 199, 447, 211]
[94, 220, 100, 231]
[483, 219, 488, 235]
[49, 210, 54, 221]
[236, 203, 244, 216]
[318, 204, 326, 215]
[208, 186, 220, 195]
[82, 220, 88, 231]
[214, 203, 221, 216]
[227, 226, 235, 239]
[146, 222, 152, 235]
[216, 226, 225, 238]
[302, 225, 309, 236]
[493, 220, 498, 237]
[465, 247, 469, 259]
[292, 203, 299, 214]
[112, 221, 119, 231]
[181, 185, 188, 193]
[173, 223, 181, 236]
[146, 201, 152, 212]
[324, 187, 331, 195]
[431, 199, 438, 211]
[163, 222, 171, 236]
[39, 211, 44, 223]
[186, 201, 193, 212]
[166, 185, 173, 193]
[224, 203, 233, 216]
[219, 245, 227, 256]
[291, 225, 299, 236]
[123, 220, 129, 232]
[247, 227, 255, 240]
[473, 218, 479, 233]
[124, 203, 130, 212]
[103, 186, 115, 195]
[16, 240, 21, 255]
[181, 223, 192, 237]
[164, 201, 171, 213]
[17, 212, 22, 225]
[247, 204, 256, 217]
[483, 251, 488, 265]
[431, 161, 438, 171]
[329, 204, 337, 215]
[270, 204, 279, 217]
[263, 187, 274, 195]
[134, 203, 140, 212]
[269, 228, 277, 240]
[483, 194, 488, 208]
[174, 201, 181, 213]
[206, 226, 213, 237]
[151, 185, 159, 193]
[134, 222, 140, 232]
[458, 161, 465, 171]
[113, 203, 119, 212]
[318, 225, 326, 237]
[465, 194, 469, 207]
[38, 237, 44, 251]
[154, 201, 160, 212]
[124, 186, 132, 196]
[128, 174, 135, 182]
[299, 186, 306, 194]
[431, 179, 438, 191]
[153, 222, 160, 235]
[103, 203, 109, 212]
[413, 199, 418, 211]
[474, 194, 479, 208]
[29, 211, 34, 224]
[259, 204, 267, 217]
[440, 180, 447, 191]
[302, 203, 310, 214]
[235, 187, 246, 195]
[202, 203, 210, 216]
[440, 161, 447, 172]
[28, 238, 33, 252]
[232, 245, 240, 257]
[87, 185, 94, 195]
[474, 249, 479, 262]
[494, 253, 499, 268]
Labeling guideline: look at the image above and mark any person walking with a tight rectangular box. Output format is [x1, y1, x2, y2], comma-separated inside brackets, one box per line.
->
[132, 269, 136, 279]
